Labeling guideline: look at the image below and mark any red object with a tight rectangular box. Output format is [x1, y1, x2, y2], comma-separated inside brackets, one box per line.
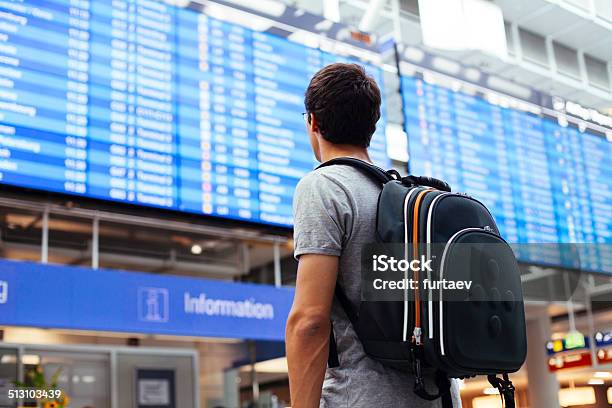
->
[548, 351, 592, 372]
[596, 347, 612, 364]
[350, 31, 372, 45]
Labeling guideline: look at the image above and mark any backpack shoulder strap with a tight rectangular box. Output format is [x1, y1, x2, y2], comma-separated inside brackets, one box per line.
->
[319, 157, 395, 368]
[488, 374, 516, 408]
[316, 157, 398, 185]
[317, 158, 451, 192]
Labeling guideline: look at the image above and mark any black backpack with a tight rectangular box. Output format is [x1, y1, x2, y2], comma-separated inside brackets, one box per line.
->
[319, 158, 527, 408]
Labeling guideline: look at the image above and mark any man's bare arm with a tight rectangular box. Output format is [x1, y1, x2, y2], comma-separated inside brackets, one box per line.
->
[286, 254, 338, 408]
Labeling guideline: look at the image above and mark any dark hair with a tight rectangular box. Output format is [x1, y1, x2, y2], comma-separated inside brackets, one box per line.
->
[304, 63, 381, 148]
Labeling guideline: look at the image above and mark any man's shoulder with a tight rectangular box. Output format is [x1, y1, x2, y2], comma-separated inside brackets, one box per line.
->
[297, 165, 371, 193]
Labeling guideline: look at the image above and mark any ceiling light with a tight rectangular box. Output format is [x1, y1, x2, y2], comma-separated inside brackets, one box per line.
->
[486, 76, 532, 100]
[314, 19, 333, 32]
[380, 63, 397, 73]
[224, 0, 286, 17]
[205, 3, 273, 31]
[472, 395, 503, 408]
[287, 30, 320, 49]
[0, 355, 16, 364]
[238, 357, 288, 373]
[22, 354, 40, 365]
[559, 387, 596, 407]
[163, 0, 189, 7]
[595, 372, 612, 379]
[464, 68, 481, 82]
[334, 27, 350, 42]
[431, 57, 461, 75]
[403, 47, 424, 63]
[399, 61, 418, 77]
[419, 0, 507, 59]
[486, 92, 500, 106]
[423, 71, 437, 85]
[462, 0, 507, 59]
[419, 0, 465, 50]
[323, 0, 340, 23]
[190, 244, 202, 255]
[553, 97, 566, 111]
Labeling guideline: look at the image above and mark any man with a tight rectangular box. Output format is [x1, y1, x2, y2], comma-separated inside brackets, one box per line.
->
[286, 63, 458, 407]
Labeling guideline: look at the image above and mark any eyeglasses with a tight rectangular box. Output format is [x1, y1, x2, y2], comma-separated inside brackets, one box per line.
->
[302, 112, 311, 124]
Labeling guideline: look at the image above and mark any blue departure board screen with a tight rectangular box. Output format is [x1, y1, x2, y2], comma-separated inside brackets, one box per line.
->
[402, 75, 611, 272]
[0, 0, 389, 227]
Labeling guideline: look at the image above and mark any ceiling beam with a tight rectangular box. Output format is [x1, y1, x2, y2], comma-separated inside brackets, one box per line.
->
[515, 2, 556, 25]
[358, 0, 389, 31]
[323, 0, 341, 22]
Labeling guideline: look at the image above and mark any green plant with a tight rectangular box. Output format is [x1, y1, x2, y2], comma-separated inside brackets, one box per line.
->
[13, 366, 70, 407]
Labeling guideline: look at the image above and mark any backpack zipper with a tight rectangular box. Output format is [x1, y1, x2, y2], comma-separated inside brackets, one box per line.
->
[411, 189, 431, 345]
[402, 188, 420, 342]
[426, 195, 498, 339]
[437, 227, 505, 356]
[425, 192, 450, 339]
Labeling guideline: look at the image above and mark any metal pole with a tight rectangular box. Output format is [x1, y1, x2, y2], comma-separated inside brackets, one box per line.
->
[585, 287, 597, 367]
[110, 350, 118, 408]
[17, 345, 24, 407]
[563, 272, 576, 332]
[249, 341, 259, 403]
[41, 207, 49, 263]
[92, 214, 99, 269]
[242, 242, 251, 275]
[273, 241, 281, 287]
[193, 350, 201, 408]
[391, 0, 402, 42]
[526, 309, 561, 407]
[585, 275, 597, 367]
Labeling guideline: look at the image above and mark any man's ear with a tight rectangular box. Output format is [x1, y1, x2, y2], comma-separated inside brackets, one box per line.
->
[309, 114, 320, 134]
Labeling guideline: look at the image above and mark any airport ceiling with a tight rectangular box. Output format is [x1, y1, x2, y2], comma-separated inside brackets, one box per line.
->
[270, 0, 612, 112]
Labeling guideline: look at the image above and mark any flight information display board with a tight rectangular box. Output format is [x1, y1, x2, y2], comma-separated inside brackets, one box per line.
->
[402, 75, 611, 272]
[0, 0, 389, 227]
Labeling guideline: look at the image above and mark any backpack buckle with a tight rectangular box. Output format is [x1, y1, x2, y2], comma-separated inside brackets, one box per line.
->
[411, 347, 427, 397]
[412, 326, 422, 345]
[411, 346, 452, 403]
[386, 169, 401, 180]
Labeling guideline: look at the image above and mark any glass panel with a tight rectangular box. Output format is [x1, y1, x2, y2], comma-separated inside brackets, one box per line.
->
[0, 347, 18, 408]
[21, 350, 110, 408]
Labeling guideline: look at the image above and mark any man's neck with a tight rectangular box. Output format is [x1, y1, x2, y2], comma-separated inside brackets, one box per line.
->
[320, 144, 371, 164]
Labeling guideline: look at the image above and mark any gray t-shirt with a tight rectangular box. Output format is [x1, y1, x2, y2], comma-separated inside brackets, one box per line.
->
[293, 164, 461, 408]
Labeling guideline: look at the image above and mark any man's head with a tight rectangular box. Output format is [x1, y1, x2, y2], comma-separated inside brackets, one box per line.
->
[304, 63, 381, 161]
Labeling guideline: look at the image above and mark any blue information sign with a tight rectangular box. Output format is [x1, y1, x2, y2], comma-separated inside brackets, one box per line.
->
[0, 259, 293, 341]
